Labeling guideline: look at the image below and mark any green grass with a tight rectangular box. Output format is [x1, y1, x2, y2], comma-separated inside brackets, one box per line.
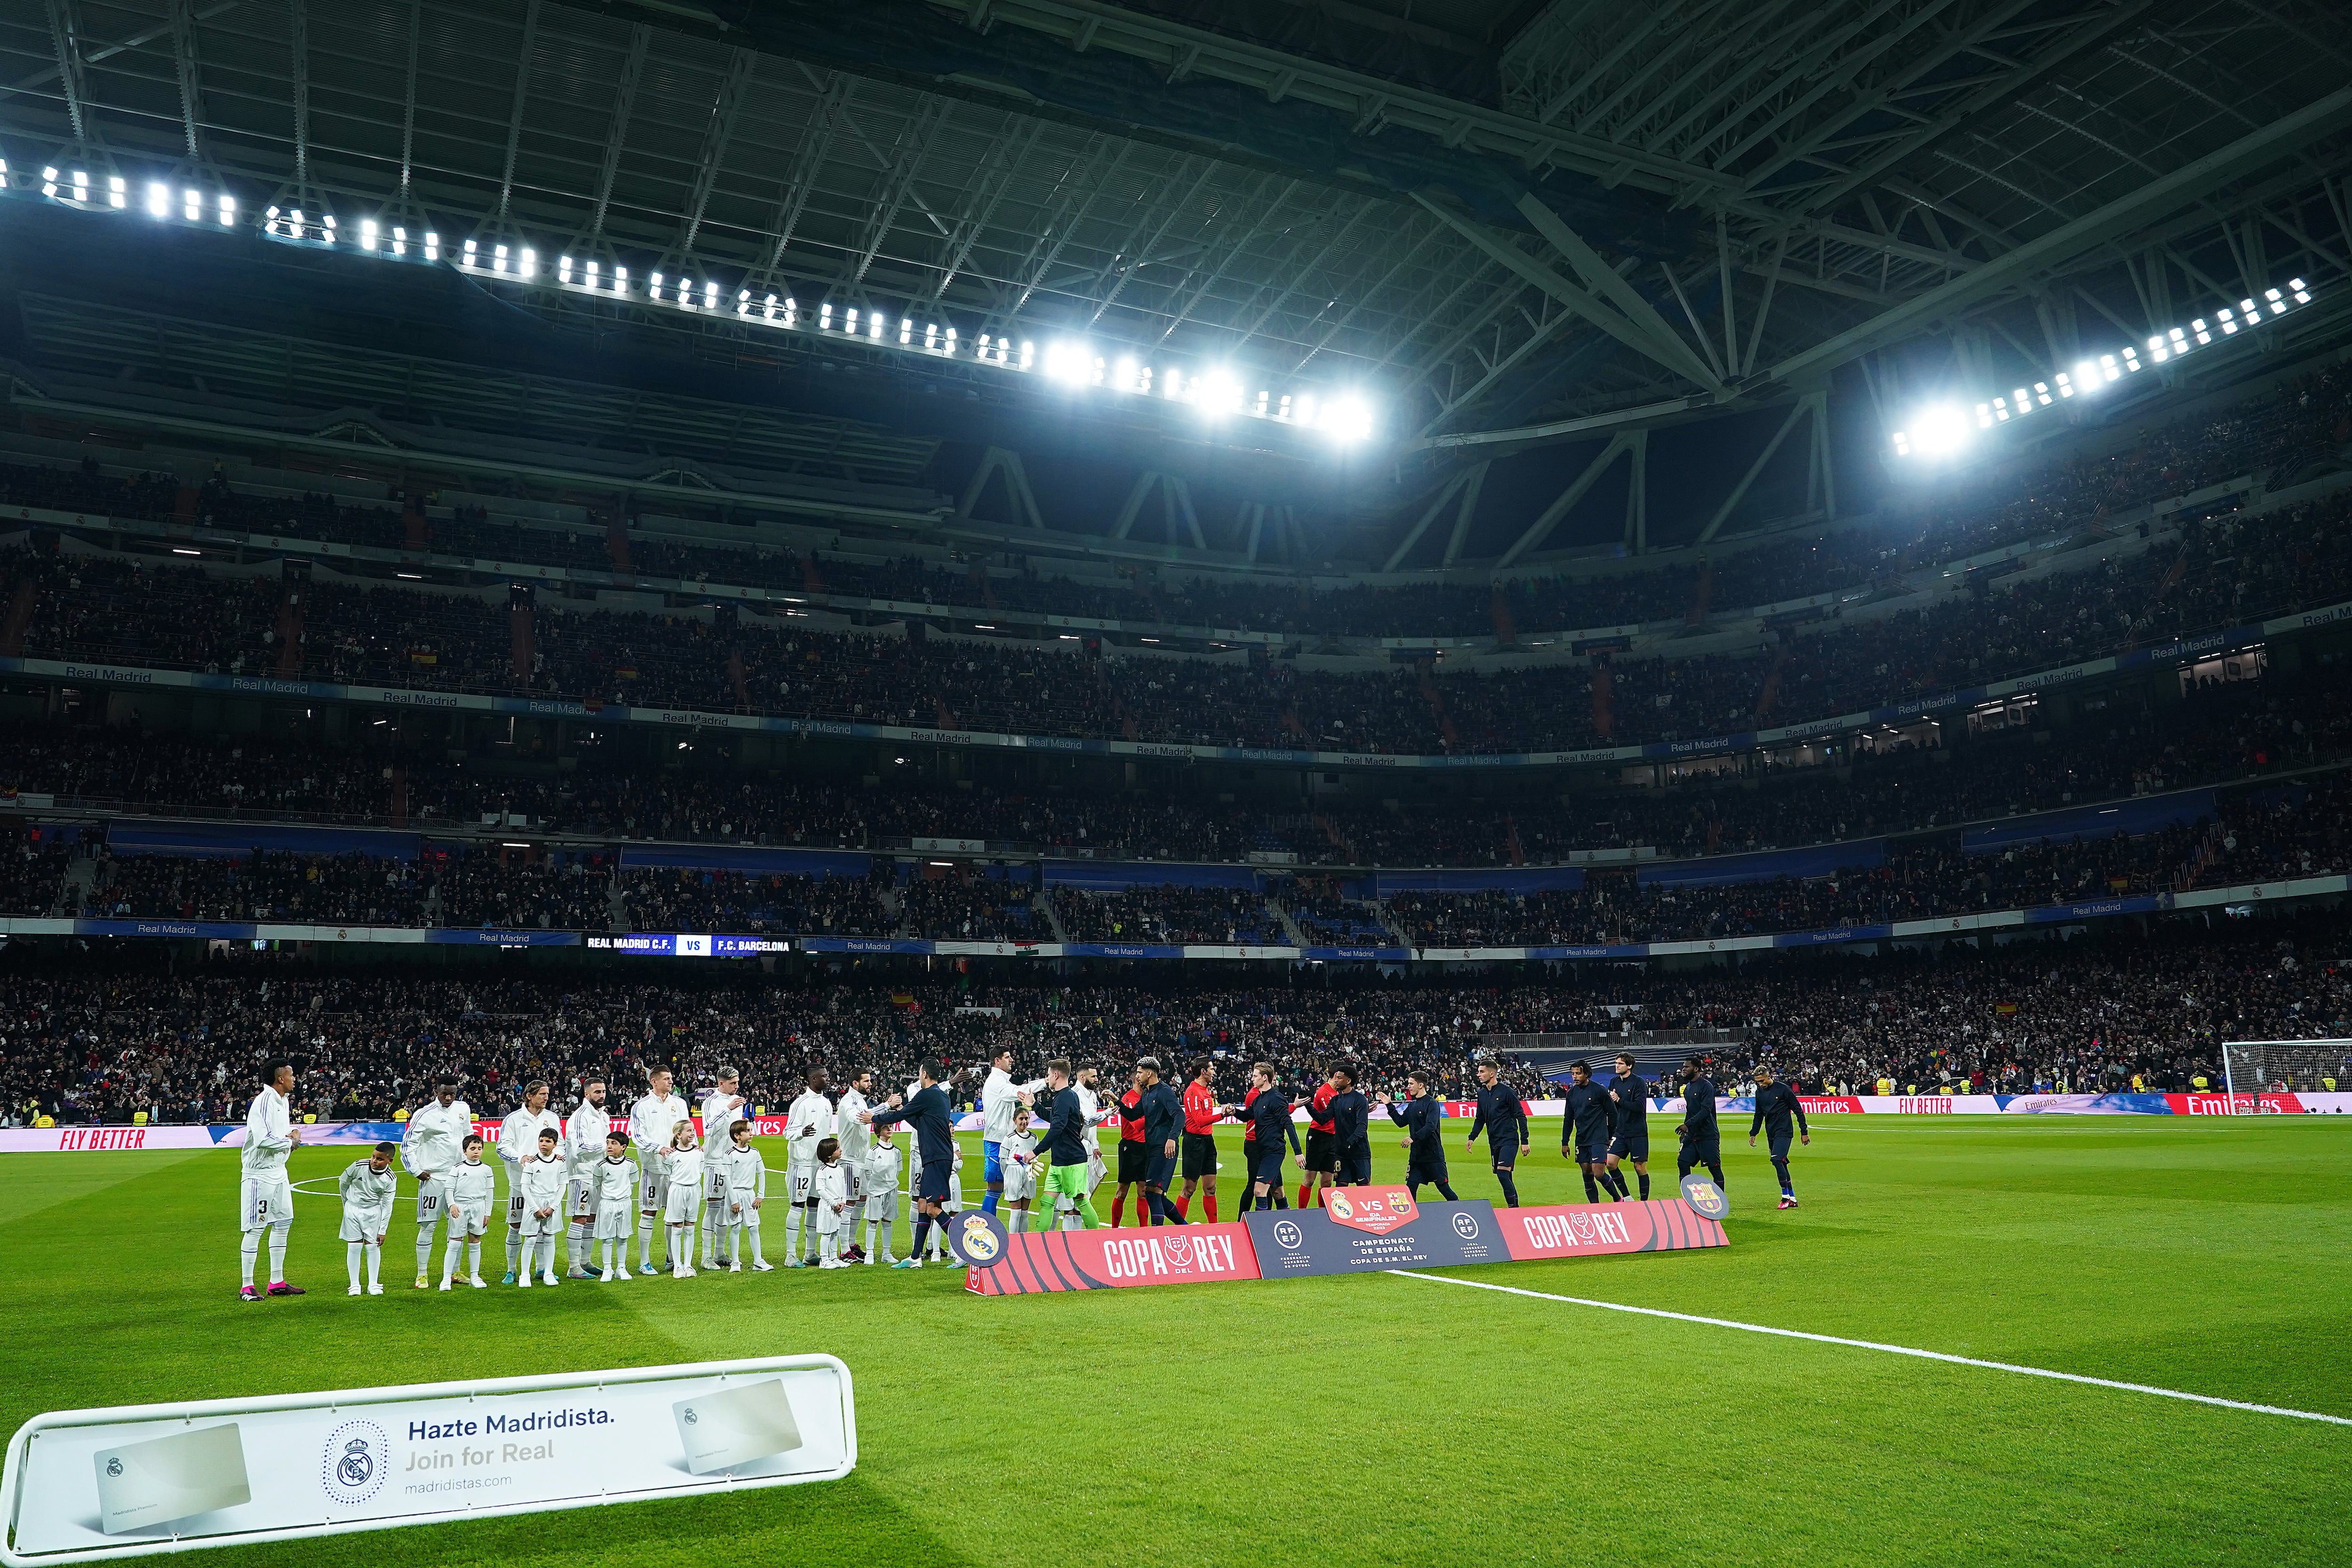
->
[4, 1119, 2348, 1567]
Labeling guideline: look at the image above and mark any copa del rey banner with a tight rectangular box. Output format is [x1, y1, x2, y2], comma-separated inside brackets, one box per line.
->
[1, 1359, 853, 1564]
[965, 1189, 1724, 1297]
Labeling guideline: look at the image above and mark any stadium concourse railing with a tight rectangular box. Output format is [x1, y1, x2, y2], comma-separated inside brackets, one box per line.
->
[0, 867, 2341, 958]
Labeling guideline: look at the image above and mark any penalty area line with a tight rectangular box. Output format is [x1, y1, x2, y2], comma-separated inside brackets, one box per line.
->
[1390, 1270, 2352, 1428]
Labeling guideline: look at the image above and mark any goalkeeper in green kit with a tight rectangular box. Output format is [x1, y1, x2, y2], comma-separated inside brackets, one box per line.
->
[1030, 1059, 1105, 1229]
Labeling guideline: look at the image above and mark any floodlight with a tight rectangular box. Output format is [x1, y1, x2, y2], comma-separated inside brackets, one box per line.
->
[818, 301, 830, 328]
[703, 279, 717, 309]
[1992, 397, 2010, 422]
[40, 167, 57, 197]
[1198, 367, 1243, 414]
[1325, 395, 1374, 442]
[219, 193, 236, 226]
[612, 265, 626, 292]
[2264, 287, 2286, 315]
[1020, 340, 1034, 369]
[2191, 318, 2210, 345]
[463, 238, 479, 266]
[146, 181, 169, 218]
[868, 312, 882, 341]
[2099, 355, 2119, 381]
[900, 317, 913, 344]
[2217, 307, 2238, 334]
[107, 175, 125, 208]
[1907, 403, 1972, 457]
[423, 230, 438, 261]
[945, 326, 958, 355]
[322, 215, 337, 244]
[654, 272, 668, 300]
[493, 243, 509, 273]
[71, 169, 88, 202]
[1975, 403, 1993, 429]
[183, 188, 200, 222]
[2290, 278, 2311, 303]
[364, 219, 381, 251]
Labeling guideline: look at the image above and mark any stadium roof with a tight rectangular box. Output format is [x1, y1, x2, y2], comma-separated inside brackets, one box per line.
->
[1, 0, 2347, 561]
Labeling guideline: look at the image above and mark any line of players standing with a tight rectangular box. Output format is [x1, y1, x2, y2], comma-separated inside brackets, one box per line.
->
[235, 1057, 941, 1300]
[235, 1048, 1812, 1297]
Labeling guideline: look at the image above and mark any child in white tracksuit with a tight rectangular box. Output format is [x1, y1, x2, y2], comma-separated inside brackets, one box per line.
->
[517, 1129, 566, 1287]
[999, 1107, 1040, 1233]
[339, 1141, 400, 1296]
[724, 1122, 770, 1272]
[441, 1135, 497, 1289]
[663, 1123, 704, 1278]
[813, 1137, 850, 1268]
[593, 1132, 639, 1282]
[862, 1131, 902, 1266]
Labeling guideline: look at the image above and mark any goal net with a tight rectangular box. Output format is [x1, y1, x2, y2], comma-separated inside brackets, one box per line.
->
[2219, 1039, 2352, 1106]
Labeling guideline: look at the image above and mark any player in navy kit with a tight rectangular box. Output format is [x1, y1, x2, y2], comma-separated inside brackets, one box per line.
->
[1675, 1061, 1726, 1190]
[1748, 1066, 1811, 1209]
[1605, 1052, 1651, 1201]
[1560, 1060, 1619, 1203]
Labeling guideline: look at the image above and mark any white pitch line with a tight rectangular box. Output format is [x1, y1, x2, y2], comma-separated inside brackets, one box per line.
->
[1391, 1270, 2352, 1428]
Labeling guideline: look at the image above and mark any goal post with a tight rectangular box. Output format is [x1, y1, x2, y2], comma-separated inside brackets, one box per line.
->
[2220, 1039, 2352, 1107]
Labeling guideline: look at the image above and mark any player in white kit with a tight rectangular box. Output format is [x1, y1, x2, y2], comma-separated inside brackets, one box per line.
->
[496, 1080, 559, 1284]
[834, 1068, 874, 1260]
[516, 1127, 566, 1287]
[1074, 1063, 1110, 1226]
[592, 1130, 638, 1281]
[401, 1076, 473, 1290]
[699, 1069, 747, 1269]
[663, 1122, 705, 1278]
[562, 1078, 612, 1278]
[440, 1134, 496, 1290]
[722, 1120, 770, 1272]
[782, 1068, 831, 1267]
[861, 1126, 902, 1266]
[337, 1140, 398, 1296]
[238, 1060, 303, 1300]
[628, 1068, 689, 1274]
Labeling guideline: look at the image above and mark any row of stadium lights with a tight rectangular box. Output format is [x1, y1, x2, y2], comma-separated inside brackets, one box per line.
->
[1891, 278, 2317, 459]
[3, 162, 1375, 444]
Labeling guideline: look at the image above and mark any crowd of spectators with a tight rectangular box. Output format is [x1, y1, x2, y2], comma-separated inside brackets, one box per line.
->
[617, 867, 894, 937]
[11, 763, 2334, 941]
[14, 470, 2352, 757]
[2, 907, 2342, 1125]
[93, 850, 430, 925]
[3, 661, 2338, 876]
[9, 359, 2341, 643]
[1049, 884, 1279, 945]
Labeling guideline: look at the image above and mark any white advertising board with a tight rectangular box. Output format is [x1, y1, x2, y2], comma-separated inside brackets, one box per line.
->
[2, 1357, 854, 1564]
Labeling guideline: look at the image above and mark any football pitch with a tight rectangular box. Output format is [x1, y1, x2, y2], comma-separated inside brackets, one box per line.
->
[4, 1118, 2346, 1567]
